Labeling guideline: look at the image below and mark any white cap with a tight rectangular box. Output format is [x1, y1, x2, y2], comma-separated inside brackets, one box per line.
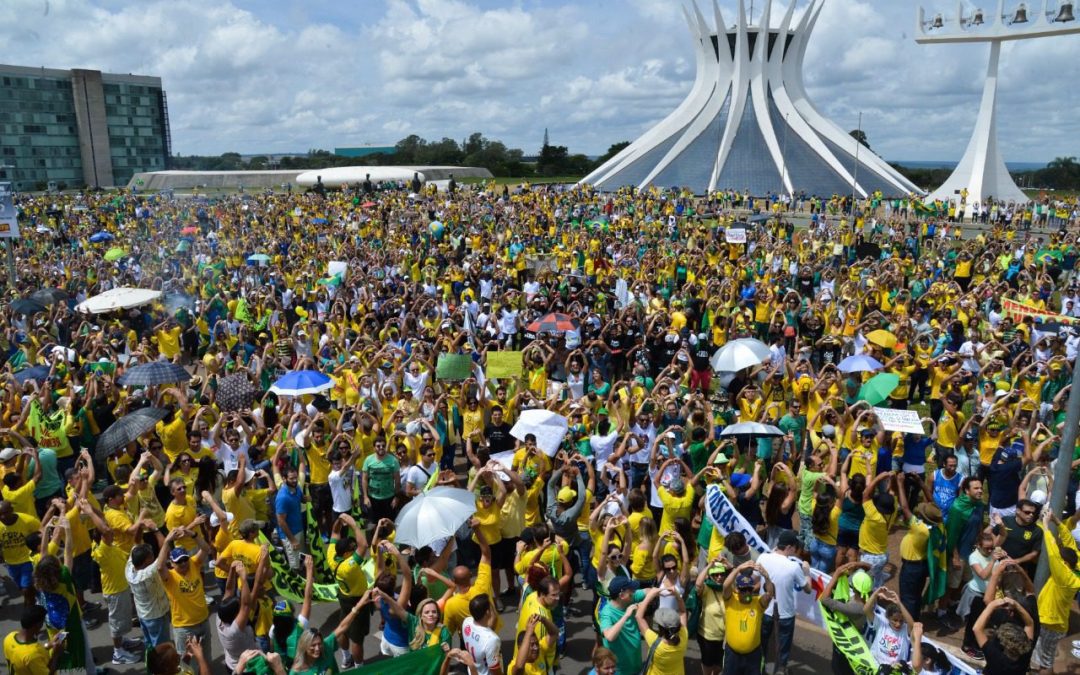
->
[1029, 489, 1047, 505]
[0, 448, 18, 462]
[209, 511, 234, 528]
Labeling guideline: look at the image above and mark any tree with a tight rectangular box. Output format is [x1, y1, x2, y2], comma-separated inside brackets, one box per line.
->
[394, 135, 426, 163]
[537, 144, 570, 176]
[849, 129, 870, 149]
[594, 141, 631, 168]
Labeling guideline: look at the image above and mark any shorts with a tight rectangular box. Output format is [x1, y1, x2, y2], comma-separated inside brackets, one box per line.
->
[6, 561, 33, 590]
[71, 551, 93, 592]
[989, 504, 1017, 520]
[493, 537, 518, 569]
[380, 634, 410, 657]
[105, 589, 133, 638]
[836, 528, 860, 549]
[338, 594, 371, 644]
[698, 635, 725, 667]
[1033, 627, 1064, 669]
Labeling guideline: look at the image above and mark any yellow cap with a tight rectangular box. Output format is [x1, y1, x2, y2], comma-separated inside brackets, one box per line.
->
[557, 486, 577, 504]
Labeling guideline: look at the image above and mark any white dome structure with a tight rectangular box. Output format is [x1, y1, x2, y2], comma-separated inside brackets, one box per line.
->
[581, 0, 920, 197]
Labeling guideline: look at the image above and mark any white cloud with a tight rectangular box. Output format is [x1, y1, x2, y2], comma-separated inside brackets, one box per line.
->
[0, 0, 1073, 162]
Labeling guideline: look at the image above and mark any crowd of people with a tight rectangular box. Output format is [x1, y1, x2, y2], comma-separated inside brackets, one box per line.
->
[0, 181, 1077, 675]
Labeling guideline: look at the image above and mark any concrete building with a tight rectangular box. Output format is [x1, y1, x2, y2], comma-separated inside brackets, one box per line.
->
[582, 0, 919, 197]
[0, 64, 170, 191]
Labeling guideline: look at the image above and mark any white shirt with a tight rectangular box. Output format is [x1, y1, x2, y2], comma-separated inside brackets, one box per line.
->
[462, 617, 502, 675]
[328, 467, 353, 513]
[403, 462, 435, 494]
[125, 559, 170, 621]
[756, 551, 808, 619]
[868, 614, 911, 665]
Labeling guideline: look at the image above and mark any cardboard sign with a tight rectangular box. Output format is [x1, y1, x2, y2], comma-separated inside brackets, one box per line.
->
[436, 354, 472, 380]
[872, 407, 925, 434]
[486, 351, 523, 379]
[725, 227, 746, 244]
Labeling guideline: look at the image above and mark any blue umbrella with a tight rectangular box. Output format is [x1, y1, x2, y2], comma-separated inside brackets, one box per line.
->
[838, 354, 884, 374]
[269, 370, 333, 396]
[89, 231, 114, 243]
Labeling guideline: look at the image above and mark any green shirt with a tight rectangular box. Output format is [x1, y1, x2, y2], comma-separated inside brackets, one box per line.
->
[288, 631, 338, 675]
[599, 595, 646, 675]
[362, 453, 400, 500]
[798, 469, 823, 516]
[687, 441, 712, 474]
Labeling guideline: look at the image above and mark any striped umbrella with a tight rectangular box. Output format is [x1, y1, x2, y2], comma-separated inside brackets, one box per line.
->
[525, 312, 580, 334]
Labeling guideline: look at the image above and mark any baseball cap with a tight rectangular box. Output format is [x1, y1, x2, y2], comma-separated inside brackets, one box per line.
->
[608, 577, 640, 597]
[169, 547, 191, 563]
[273, 599, 294, 617]
[730, 473, 751, 489]
[850, 570, 873, 599]
[210, 511, 234, 528]
[0, 448, 18, 462]
[708, 561, 729, 576]
[735, 572, 756, 590]
[821, 424, 836, 438]
[669, 478, 686, 495]
[557, 486, 577, 504]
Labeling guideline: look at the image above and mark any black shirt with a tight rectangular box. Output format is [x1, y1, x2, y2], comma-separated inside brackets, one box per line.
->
[484, 422, 515, 453]
[979, 635, 1033, 675]
[1001, 516, 1043, 577]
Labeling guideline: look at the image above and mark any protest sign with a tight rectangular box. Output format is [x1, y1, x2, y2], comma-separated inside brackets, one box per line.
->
[436, 354, 473, 380]
[872, 407, 925, 434]
[486, 350, 523, 378]
[725, 227, 746, 244]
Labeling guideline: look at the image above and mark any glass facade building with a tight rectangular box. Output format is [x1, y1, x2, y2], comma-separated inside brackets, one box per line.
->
[0, 65, 170, 192]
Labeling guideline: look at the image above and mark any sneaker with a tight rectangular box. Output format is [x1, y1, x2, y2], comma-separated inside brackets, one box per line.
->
[961, 647, 984, 661]
[1072, 648, 1080, 660]
[1073, 640, 1080, 650]
[341, 655, 356, 669]
[112, 648, 140, 665]
[121, 637, 143, 652]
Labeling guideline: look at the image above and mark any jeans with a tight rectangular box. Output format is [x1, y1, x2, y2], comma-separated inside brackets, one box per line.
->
[140, 613, 172, 648]
[574, 531, 595, 590]
[760, 615, 796, 668]
[174, 621, 212, 675]
[860, 551, 889, 588]
[898, 559, 928, 621]
[809, 538, 836, 574]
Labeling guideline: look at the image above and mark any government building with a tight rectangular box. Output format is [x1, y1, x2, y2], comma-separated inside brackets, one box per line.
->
[0, 64, 171, 192]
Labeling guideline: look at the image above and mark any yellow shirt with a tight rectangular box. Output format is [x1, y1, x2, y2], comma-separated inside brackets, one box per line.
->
[724, 595, 766, 654]
[978, 433, 1004, 466]
[514, 592, 556, 673]
[444, 560, 495, 635]
[630, 546, 656, 581]
[91, 539, 129, 595]
[156, 326, 183, 359]
[304, 441, 331, 485]
[219, 539, 262, 577]
[165, 501, 198, 551]
[900, 516, 931, 562]
[472, 501, 503, 545]
[500, 491, 526, 540]
[1038, 522, 1080, 633]
[657, 487, 694, 533]
[156, 415, 189, 462]
[858, 500, 893, 555]
[644, 626, 689, 675]
[1, 480, 36, 517]
[3, 634, 50, 675]
[222, 487, 255, 538]
[327, 542, 368, 597]
[104, 505, 136, 555]
[937, 410, 963, 450]
[0, 513, 40, 565]
[163, 562, 209, 627]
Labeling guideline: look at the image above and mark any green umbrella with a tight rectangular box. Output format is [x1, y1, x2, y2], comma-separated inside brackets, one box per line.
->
[857, 372, 900, 406]
[104, 247, 127, 262]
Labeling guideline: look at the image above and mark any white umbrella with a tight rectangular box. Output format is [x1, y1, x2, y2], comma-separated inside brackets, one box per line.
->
[510, 409, 568, 457]
[710, 338, 771, 371]
[76, 287, 161, 314]
[394, 486, 477, 548]
[719, 422, 785, 438]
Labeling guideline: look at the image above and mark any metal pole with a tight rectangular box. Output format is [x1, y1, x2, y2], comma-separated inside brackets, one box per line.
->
[4, 241, 13, 288]
[851, 112, 862, 219]
[1034, 359, 1080, 587]
[781, 113, 790, 208]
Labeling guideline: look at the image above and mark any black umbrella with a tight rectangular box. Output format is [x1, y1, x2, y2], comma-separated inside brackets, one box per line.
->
[216, 373, 261, 412]
[13, 365, 50, 385]
[10, 299, 47, 316]
[117, 361, 191, 387]
[30, 288, 69, 306]
[95, 407, 168, 459]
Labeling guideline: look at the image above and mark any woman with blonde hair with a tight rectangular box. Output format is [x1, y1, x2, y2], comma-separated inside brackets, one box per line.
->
[290, 590, 371, 674]
[630, 517, 658, 583]
[407, 597, 452, 652]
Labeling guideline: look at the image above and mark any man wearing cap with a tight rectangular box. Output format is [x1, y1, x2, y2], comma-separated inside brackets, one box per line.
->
[599, 576, 645, 675]
[545, 465, 586, 544]
[160, 520, 214, 672]
[819, 562, 874, 675]
[757, 530, 810, 675]
[896, 481, 945, 622]
[722, 561, 775, 675]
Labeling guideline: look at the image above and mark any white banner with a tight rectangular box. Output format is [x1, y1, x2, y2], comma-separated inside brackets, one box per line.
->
[872, 407, 925, 435]
[703, 484, 976, 675]
[0, 182, 19, 239]
[725, 227, 746, 244]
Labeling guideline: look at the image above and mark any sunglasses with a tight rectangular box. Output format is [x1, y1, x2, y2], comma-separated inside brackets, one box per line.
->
[663, 566, 678, 573]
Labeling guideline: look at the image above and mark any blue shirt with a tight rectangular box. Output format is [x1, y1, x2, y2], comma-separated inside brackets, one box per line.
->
[274, 484, 303, 539]
[379, 601, 410, 648]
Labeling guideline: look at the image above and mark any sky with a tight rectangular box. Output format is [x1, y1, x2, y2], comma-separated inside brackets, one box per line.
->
[2, 0, 1078, 163]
